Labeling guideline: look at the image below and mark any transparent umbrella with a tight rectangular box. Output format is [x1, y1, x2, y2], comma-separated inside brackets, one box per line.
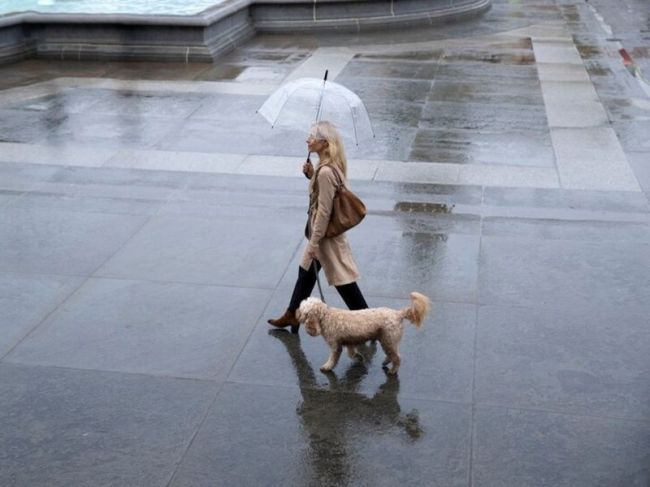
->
[257, 71, 375, 145]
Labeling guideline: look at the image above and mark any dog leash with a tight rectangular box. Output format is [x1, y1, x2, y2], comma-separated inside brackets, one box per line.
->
[313, 260, 325, 302]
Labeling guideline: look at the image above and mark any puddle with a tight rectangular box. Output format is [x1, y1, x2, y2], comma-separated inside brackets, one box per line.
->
[226, 50, 310, 65]
[394, 202, 455, 214]
[585, 61, 612, 77]
[559, 4, 582, 22]
[354, 51, 443, 62]
[445, 51, 535, 65]
[197, 64, 246, 81]
[576, 44, 602, 59]
[484, 38, 533, 50]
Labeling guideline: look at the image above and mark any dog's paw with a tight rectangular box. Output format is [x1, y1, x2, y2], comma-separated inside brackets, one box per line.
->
[320, 365, 333, 373]
[387, 367, 399, 375]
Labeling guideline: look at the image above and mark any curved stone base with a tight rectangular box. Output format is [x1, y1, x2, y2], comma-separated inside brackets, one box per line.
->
[253, 0, 492, 33]
[0, 0, 491, 65]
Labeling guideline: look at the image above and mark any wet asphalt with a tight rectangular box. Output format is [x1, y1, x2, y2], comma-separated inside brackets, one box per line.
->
[1, 0, 650, 486]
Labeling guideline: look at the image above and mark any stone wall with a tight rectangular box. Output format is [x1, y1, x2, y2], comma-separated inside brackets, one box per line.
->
[0, 0, 490, 64]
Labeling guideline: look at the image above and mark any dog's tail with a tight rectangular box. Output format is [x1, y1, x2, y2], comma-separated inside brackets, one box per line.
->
[400, 292, 431, 328]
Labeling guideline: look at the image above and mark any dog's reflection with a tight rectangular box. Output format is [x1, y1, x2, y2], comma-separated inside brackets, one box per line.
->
[269, 329, 423, 484]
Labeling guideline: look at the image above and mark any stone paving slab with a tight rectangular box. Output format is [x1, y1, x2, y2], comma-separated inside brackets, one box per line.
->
[540, 80, 600, 101]
[536, 62, 592, 82]
[0, 189, 22, 207]
[456, 164, 559, 188]
[550, 127, 641, 191]
[45, 164, 190, 192]
[374, 161, 460, 184]
[338, 59, 439, 80]
[154, 119, 307, 157]
[475, 304, 650, 421]
[409, 128, 555, 167]
[613, 120, 650, 153]
[187, 93, 267, 121]
[0, 273, 84, 357]
[419, 100, 549, 132]
[94, 211, 303, 288]
[0, 142, 115, 167]
[0, 206, 149, 277]
[544, 99, 609, 127]
[0, 162, 60, 192]
[286, 46, 355, 82]
[5, 279, 271, 380]
[168, 381, 471, 487]
[6, 188, 167, 216]
[427, 80, 544, 106]
[627, 152, 650, 194]
[46, 113, 184, 150]
[105, 148, 246, 174]
[482, 217, 650, 241]
[479, 236, 650, 309]
[532, 39, 584, 64]
[483, 186, 650, 213]
[0, 363, 218, 487]
[473, 406, 650, 487]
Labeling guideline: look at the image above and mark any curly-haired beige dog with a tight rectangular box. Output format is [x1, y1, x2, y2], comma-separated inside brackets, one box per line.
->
[296, 292, 431, 374]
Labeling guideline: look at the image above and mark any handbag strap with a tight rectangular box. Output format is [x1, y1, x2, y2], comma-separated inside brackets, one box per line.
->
[312, 163, 345, 195]
[328, 165, 346, 190]
[310, 163, 343, 303]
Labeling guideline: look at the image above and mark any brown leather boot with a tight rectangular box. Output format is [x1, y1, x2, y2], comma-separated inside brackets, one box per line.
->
[267, 309, 299, 334]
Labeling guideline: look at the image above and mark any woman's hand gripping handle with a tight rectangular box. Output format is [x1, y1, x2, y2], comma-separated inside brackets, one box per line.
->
[303, 155, 314, 180]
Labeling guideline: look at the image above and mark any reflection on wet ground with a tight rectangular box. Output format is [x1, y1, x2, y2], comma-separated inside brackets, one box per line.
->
[269, 329, 425, 447]
[394, 201, 455, 215]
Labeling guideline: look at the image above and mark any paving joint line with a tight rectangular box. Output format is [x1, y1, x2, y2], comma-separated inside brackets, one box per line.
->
[0, 361, 223, 384]
[164, 380, 228, 487]
[1, 195, 162, 362]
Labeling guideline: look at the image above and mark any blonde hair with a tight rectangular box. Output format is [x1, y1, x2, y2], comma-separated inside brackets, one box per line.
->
[312, 121, 348, 177]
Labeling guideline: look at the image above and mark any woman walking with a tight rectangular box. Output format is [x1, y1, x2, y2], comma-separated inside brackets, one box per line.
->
[268, 121, 368, 333]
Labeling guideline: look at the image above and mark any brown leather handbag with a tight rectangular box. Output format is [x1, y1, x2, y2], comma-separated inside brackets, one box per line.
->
[309, 165, 366, 239]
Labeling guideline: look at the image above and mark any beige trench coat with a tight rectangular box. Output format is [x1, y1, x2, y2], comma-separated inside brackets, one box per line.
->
[299, 163, 361, 286]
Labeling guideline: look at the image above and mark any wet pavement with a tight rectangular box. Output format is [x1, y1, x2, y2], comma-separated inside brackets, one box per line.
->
[1, 0, 650, 486]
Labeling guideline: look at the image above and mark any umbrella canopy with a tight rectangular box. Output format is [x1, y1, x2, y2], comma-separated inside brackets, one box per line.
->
[257, 77, 375, 145]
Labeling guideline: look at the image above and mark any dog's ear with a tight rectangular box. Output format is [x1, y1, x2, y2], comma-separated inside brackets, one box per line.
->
[305, 317, 321, 337]
[314, 300, 328, 320]
[297, 298, 315, 323]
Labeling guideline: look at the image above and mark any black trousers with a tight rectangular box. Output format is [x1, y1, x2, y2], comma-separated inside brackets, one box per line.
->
[288, 261, 368, 312]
